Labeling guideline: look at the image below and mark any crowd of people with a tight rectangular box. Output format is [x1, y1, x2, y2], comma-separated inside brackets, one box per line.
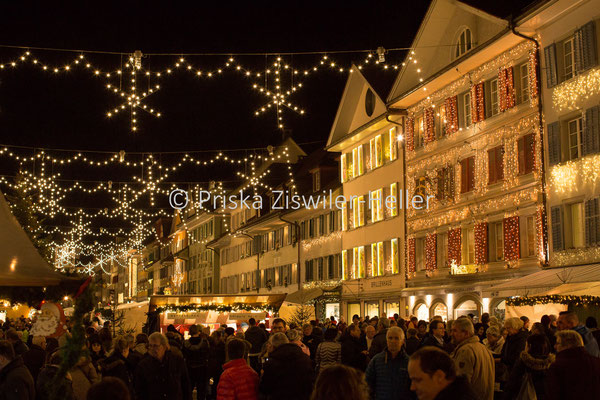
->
[1, 310, 600, 400]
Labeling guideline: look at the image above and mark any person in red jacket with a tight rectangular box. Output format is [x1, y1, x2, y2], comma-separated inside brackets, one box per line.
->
[217, 339, 259, 400]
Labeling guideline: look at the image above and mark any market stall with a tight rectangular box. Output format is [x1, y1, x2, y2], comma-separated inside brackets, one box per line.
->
[150, 294, 285, 336]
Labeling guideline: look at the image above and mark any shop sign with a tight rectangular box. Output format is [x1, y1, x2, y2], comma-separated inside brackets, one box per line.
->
[228, 312, 266, 321]
[165, 312, 208, 321]
[363, 274, 403, 293]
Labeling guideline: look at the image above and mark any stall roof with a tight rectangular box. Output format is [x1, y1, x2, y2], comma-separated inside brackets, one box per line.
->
[543, 282, 600, 297]
[489, 264, 600, 296]
[150, 294, 286, 308]
[0, 190, 67, 287]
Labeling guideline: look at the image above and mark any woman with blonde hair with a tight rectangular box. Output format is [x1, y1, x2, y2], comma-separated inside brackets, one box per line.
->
[310, 364, 369, 400]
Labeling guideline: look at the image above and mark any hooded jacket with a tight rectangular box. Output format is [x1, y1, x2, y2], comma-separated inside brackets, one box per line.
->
[503, 351, 554, 400]
[259, 343, 314, 400]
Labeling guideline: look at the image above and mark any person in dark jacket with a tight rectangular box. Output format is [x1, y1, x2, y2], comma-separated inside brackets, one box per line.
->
[6, 329, 29, 357]
[100, 337, 134, 399]
[22, 336, 46, 382]
[501, 317, 529, 373]
[207, 330, 225, 399]
[420, 320, 451, 352]
[134, 332, 191, 400]
[182, 324, 209, 400]
[88, 336, 105, 374]
[341, 324, 368, 372]
[545, 330, 600, 400]
[244, 318, 268, 373]
[301, 324, 321, 361]
[260, 333, 315, 400]
[405, 329, 421, 356]
[36, 351, 75, 400]
[586, 316, 600, 345]
[368, 318, 390, 358]
[408, 346, 477, 400]
[365, 327, 415, 400]
[503, 334, 554, 400]
[557, 311, 600, 357]
[0, 340, 35, 400]
[87, 377, 130, 400]
[143, 305, 161, 336]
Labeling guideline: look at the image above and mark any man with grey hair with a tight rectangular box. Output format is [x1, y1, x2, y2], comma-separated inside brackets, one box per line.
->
[134, 332, 191, 400]
[365, 326, 413, 399]
[260, 332, 314, 400]
[450, 317, 494, 400]
[546, 330, 600, 399]
[368, 317, 390, 358]
[557, 310, 600, 357]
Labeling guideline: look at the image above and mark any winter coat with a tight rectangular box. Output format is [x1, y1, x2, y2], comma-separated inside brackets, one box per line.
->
[501, 329, 529, 372]
[433, 376, 478, 400]
[368, 329, 388, 358]
[290, 339, 311, 357]
[341, 336, 367, 371]
[183, 336, 210, 369]
[0, 357, 35, 400]
[21, 344, 46, 382]
[12, 341, 29, 357]
[100, 352, 134, 397]
[450, 336, 494, 400]
[545, 346, 600, 400]
[573, 325, 600, 357]
[483, 336, 504, 355]
[134, 350, 192, 400]
[89, 350, 105, 373]
[315, 341, 341, 373]
[301, 333, 321, 360]
[244, 326, 268, 355]
[365, 349, 415, 400]
[420, 335, 445, 351]
[69, 360, 99, 400]
[127, 349, 144, 371]
[259, 343, 315, 400]
[216, 358, 258, 400]
[503, 351, 554, 400]
[35, 364, 75, 400]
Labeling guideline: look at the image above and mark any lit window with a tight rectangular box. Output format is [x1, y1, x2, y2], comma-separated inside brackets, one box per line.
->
[354, 246, 365, 279]
[489, 79, 499, 116]
[463, 92, 472, 127]
[342, 250, 349, 280]
[568, 117, 583, 160]
[391, 238, 399, 274]
[455, 28, 473, 58]
[341, 202, 348, 231]
[371, 135, 383, 168]
[371, 189, 383, 222]
[564, 37, 575, 81]
[388, 128, 398, 161]
[390, 183, 398, 217]
[520, 63, 529, 103]
[566, 202, 584, 248]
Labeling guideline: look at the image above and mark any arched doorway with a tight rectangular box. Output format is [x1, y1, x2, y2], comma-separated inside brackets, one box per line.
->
[414, 303, 429, 321]
[453, 299, 480, 319]
[431, 302, 448, 321]
[492, 299, 506, 321]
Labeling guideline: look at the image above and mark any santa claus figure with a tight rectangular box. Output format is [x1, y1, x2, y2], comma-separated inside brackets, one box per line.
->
[30, 302, 67, 338]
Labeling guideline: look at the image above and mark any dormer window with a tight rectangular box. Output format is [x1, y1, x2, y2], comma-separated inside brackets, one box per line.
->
[455, 28, 473, 59]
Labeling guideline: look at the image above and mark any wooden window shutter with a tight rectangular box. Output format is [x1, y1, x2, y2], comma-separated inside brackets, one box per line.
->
[445, 96, 459, 134]
[585, 198, 600, 246]
[460, 159, 468, 193]
[547, 122, 562, 165]
[583, 106, 600, 156]
[503, 216, 520, 261]
[406, 117, 415, 151]
[488, 149, 496, 184]
[475, 222, 488, 265]
[551, 206, 564, 251]
[574, 21, 598, 72]
[426, 233, 437, 271]
[543, 44, 558, 88]
[471, 82, 485, 123]
[497, 147, 504, 181]
[525, 134, 535, 174]
[467, 157, 474, 192]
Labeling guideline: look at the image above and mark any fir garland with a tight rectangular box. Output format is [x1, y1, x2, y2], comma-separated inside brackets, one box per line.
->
[47, 279, 94, 400]
[156, 302, 280, 314]
[507, 295, 600, 307]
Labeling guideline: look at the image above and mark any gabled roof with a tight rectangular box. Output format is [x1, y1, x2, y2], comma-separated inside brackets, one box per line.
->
[326, 64, 387, 149]
[386, 0, 507, 103]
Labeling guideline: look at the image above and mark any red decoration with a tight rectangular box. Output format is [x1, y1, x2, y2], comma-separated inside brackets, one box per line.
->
[425, 233, 437, 271]
[406, 117, 415, 151]
[503, 216, 520, 261]
[444, 96, 459, 134]
[470, 82, 485, 123]
[475, 222, 488, 265]
[407, 237, 416, 275]
[448, 227, 462, 265]
[424, 108, 435, 144]
[499, 67, 516, 112]
[74, 277, 92, 299]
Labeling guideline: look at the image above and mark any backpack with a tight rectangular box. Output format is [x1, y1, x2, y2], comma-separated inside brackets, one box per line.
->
[516, 372, 537, 400]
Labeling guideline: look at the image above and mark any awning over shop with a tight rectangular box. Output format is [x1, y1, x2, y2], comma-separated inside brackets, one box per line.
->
[488, 264, 600, 297]
[285, 288, 324, 304]
[0, 190, 67, 287]
[150, 294, 286, 309]
[543, 281, 600, 296]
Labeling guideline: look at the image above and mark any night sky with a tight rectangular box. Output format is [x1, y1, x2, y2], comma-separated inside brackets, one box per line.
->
[0, 0, 536, 241]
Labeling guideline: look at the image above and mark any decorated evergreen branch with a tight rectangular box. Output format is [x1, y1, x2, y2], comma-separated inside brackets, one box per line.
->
[47, 278, 94, 400]
[507, 295, 600, 307]
[156, 303, 279, 314]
